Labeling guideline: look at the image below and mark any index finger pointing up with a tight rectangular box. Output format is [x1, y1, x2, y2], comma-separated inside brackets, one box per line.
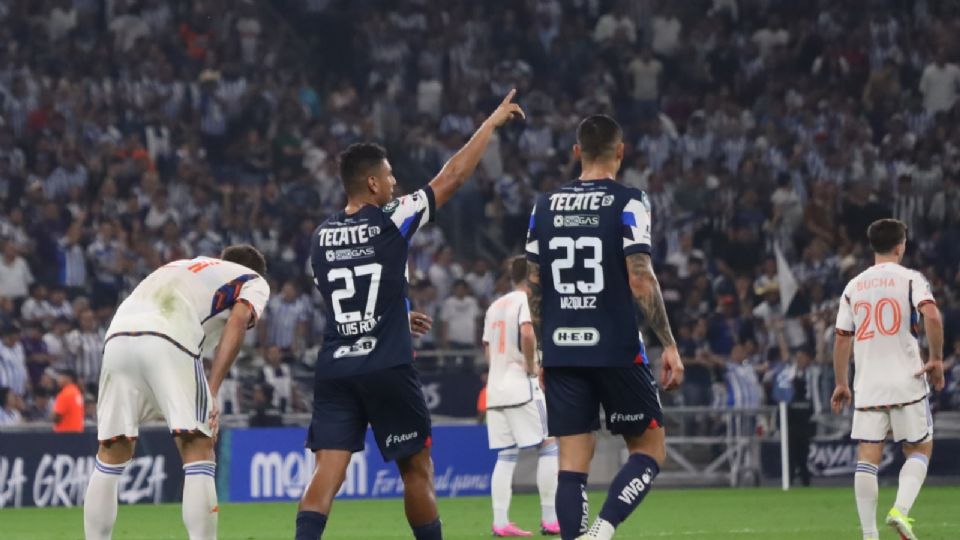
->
[501, 88, 517, 105]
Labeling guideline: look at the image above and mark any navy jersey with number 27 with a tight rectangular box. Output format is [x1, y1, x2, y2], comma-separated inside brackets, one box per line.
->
[526, 179, 652, 367]
[310, 187, 435, 379]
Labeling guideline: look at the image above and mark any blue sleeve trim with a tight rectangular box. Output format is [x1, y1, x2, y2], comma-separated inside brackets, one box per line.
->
[621, 211, 637, 227]
[399, 215, 417, 238]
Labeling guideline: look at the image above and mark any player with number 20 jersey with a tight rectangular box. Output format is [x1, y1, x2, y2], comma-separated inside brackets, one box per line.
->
[832, 218, 944, 540]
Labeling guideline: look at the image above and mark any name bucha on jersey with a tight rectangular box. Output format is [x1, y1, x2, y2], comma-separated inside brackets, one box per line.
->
[856, 277, 895, 291]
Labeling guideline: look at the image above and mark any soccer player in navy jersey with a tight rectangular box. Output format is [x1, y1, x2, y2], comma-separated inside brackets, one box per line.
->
[525, 115, 684, 540]
[295, 90, 524, 540]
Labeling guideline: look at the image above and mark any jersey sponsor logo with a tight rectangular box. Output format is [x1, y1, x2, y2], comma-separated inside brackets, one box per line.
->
[560, 296, 598, 310]
[856, 277, 896, 291]
[609, 412, 645, 423]
[552, 214, 600, 228]
[602, 195, 615, 206]
[325, 247, 376, 262]
[616, 468, 654, 504]
[552, 327, 600, 346]
[548, 192, 604, 212]
[333, 337, 378, 359]
[317, 225, 375, 247]
[368, 226, 381, 237]
[384, 431, 418, 448]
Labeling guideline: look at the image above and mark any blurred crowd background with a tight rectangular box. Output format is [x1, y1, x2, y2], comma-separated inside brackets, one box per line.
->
[2, 0, 960, 432]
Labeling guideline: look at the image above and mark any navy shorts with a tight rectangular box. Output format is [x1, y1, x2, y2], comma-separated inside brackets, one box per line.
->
[307, 364, 432, 462]
[543, 364, 663, 437]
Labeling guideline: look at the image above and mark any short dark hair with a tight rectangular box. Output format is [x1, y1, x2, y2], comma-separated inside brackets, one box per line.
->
[509, 255, 528, 285]
[338, 143, 388, 195]
[221, 244, 267, 276]
[577, 114, 623, 161]
[867, 218, 907, 254]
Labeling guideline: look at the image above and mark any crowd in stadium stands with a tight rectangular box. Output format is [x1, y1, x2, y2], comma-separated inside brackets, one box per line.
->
[2, 0, 960, 429]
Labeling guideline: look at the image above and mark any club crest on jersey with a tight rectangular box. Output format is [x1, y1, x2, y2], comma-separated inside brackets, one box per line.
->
[382, 200, 400, 213]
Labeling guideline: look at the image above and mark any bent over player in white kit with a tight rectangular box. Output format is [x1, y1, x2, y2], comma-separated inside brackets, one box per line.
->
[483, 256, 559, 537]
[832, 219, 944, 540]
[83, 245, 270, 540]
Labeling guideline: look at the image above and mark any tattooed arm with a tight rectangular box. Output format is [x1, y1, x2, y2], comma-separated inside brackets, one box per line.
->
[626, 252, 684, 390]
[526, 261, 543, 340]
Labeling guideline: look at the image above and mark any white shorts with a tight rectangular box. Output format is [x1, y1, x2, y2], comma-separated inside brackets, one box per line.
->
[851, 399, 933, 444]
[97, 334, 213, 441]
[486, 388, 548, 450]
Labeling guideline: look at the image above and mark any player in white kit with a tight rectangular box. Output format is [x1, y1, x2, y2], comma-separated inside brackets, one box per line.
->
[83, 245, 271, 540]
[832, 220, 944, 540]
[483, 256, 559, 537]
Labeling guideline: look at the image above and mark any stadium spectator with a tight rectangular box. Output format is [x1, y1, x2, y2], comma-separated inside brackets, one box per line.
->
[0, 324, 27, 398]
[0, 240, 34, 302]
[919, 48, 960, 114]
[438, 279, 482, 352]
[51, 367, 84, 433]
[65, 309, 104, 386]
[248, 383, 283, 428]
[0, 386, 23, 426]
[261, 345, 295, 413]
[260, 280, 311, 358]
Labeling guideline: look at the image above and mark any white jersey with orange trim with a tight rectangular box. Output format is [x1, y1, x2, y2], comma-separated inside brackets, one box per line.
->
[835, 262, 935, 408]
[482, 290, 536, 408]
[106, 257, 270, 357]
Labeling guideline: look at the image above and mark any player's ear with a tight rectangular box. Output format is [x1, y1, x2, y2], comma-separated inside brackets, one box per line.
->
[616, 142, 625, 161]
[366, 175, 379, 195]
[572, 144, 582, 160]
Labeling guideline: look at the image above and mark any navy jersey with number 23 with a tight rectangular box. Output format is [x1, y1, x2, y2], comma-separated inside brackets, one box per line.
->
[526, 179, 652, 367]
[310, 187, 435, 379]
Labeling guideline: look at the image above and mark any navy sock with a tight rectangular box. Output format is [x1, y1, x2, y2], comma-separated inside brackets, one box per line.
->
[598, 453, 660, 527]
[411, 518, 442, 540]
[556, 470, 589, 540]
[295, 511, 328, 540]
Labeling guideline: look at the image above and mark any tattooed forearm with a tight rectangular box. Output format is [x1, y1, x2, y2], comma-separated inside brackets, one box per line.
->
[526, 261, 543, 339]
[626, 253, 676, 348]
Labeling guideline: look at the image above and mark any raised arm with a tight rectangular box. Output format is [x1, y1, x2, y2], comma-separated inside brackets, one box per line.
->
[918, 302, 945, 391]
[429, 89, 525, 208]
[625, 252, 684, 390]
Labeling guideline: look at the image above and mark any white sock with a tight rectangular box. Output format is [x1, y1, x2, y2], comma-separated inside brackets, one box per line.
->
[854, 462, 879, 539]
[894, 453, 929, 516]
[182, 461, 218, 540]
[537, 442, 559, 523]
[585, 517, 616, 540]
[84, 458, 129, 540]
[492, 448, 518, 527]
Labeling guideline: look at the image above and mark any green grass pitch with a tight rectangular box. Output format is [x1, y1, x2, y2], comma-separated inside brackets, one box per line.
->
[4, 486, 959, 539]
